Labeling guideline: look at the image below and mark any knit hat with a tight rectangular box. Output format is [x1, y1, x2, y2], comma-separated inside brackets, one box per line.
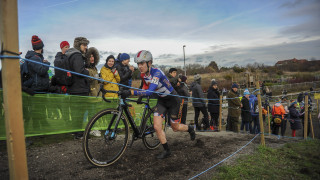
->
[243, 89, 250, 95]
[194, 74, 201, 81]
[291, 101, 297, 106]
[31, 35, 44, 50]
[119, 53, 130, 61]
[211, 80, 217, 86]
[181, 75, 187, 82]
[60, 41, 70, 49]
[231, 83, 239, 89]
[73, 37, 89, 51]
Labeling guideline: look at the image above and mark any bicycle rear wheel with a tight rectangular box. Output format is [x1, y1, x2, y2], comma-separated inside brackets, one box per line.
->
[142, 107, 167, 150]
[83, 109, 129, 167]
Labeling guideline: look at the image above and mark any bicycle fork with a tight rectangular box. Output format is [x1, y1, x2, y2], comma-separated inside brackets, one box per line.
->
[105, 110, 123, 140]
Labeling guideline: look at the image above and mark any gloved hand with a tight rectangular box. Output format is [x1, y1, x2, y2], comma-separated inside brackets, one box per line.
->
[112, 68, 118, 76]
[121, 90, 132, 99]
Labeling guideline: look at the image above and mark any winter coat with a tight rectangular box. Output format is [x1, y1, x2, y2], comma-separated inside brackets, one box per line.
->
[25, 51, 50, 92]
[114, 62, 132, 88]
[65, 48, 90, 94]
[227, 89, 241, 117]
[100, 66, 120, 98]
[207, 87, 220, 113]
[271, 103, 285, 118]
[249, 94, 259, 116]
[289, 105, 302, 130]
[85, 47, 100, 97]
[53, 52, 68, 84]
[177, 82, 189, 104]
[241, 96, 251, 122]
[190, 81, 205, 107]
[168, 74, 179, 91]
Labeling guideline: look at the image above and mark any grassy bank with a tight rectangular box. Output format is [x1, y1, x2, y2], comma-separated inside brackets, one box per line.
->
[216, 140, 320, 179]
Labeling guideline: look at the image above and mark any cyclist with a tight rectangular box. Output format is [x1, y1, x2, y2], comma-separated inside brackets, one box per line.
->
[121, 50, 196, 159]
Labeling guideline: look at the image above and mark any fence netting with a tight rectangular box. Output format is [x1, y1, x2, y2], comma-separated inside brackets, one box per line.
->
[0, 90, 157, 140]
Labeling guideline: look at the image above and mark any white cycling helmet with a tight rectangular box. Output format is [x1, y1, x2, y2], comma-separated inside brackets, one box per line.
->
[134, 50, 153, 63]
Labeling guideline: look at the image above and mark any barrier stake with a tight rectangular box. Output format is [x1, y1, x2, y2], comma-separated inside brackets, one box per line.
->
[309, 113, 314, 139]
[0, 0, 29, 179]
[256, 81, 265, 146]
[267, 106, 271, 136]
[304, 95, 308, 139]
[219, 95, 222, 131]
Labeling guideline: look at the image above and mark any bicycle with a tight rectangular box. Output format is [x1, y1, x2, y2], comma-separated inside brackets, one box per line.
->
[82, 87, 167, 167]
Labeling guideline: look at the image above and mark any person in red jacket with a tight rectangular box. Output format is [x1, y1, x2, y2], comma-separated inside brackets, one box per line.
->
[271, 100, 286, 135]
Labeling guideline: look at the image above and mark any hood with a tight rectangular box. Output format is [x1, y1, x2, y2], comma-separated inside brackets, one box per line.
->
[190, 81, 198, 88]
[274, 102, 282, 107]
[25, 50, 43, 60]
[55, 52, 64, 58]
[65, 48, 81, 58]
[25, 50, 37, 59]
[85, 47, 100, 66]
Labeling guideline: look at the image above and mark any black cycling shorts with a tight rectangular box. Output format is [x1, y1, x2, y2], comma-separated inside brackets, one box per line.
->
[154, 90, 183, 123]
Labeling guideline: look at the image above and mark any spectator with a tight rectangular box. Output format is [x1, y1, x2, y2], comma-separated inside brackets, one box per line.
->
[271, 99, 286, 135]
[24, 35, 50, 92]
[288, 101, 302, 137]
[115, 53, 134, 90]
[100, 55, 120, 98]
[65, 37, 90, 139]
[65, 37, 90, 96]
[51, 41, 70, 93]
[207, 80, 220, 130]
[190, 74, 209, 130]
[227, 83, 242, 133]
[168, 68, 180, 91]
[241, 89, 252, 133]
[177, 75, 189, 124]
[85, 47, 100, 96]
[249, 94, 259, 134]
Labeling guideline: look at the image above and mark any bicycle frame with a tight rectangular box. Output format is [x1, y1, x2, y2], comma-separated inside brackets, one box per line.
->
[105, 95, 154, 139]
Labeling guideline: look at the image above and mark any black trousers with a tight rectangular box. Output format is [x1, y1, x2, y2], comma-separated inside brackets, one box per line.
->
[209, 112, 219, 126]
[194, 106, 209, 129]
[281, 119, 287, 136]
[180, 104, 188, 124]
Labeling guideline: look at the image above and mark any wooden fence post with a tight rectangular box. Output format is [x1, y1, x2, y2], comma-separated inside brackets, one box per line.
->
[267, 106, 271, 135]
[309, 113, 314, 139]
[256, 81, 265, 146]
[0, 0, 29, 178]
[304, 95, 308, 139]
[219, 95, 222, 131]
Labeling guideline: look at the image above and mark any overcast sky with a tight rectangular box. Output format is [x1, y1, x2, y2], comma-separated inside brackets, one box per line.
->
[18, 0, 320, 67]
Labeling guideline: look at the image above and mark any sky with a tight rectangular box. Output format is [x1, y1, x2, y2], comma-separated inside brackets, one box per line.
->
[17, 0, 320, 68]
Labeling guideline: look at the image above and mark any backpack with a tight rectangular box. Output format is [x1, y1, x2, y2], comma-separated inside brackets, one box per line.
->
[20, 61, 33, 88]
[53, 55, 73, 86]
[253, 99, 259, 114]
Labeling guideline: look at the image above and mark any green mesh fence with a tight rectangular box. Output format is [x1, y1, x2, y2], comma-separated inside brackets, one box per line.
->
[0, 90, 157, 140]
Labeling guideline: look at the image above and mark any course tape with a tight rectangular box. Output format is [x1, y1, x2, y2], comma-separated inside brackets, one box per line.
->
[0, 55, 318, 103]
[188, 133, 260, 180]
[0, 55, 256, 101]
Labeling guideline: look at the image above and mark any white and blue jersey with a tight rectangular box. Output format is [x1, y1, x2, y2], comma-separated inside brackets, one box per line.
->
[133, 67, 173, 97]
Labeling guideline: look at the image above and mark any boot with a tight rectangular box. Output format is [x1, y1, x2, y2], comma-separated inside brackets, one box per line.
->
[156, 150, 171, 159]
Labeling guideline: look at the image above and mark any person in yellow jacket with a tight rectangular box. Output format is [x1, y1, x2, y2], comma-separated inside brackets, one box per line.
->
[100, 55, 120, 98]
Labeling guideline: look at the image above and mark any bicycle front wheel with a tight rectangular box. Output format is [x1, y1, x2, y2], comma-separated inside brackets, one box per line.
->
[142, 107, 167, 150]
[83, 109, 129, 167]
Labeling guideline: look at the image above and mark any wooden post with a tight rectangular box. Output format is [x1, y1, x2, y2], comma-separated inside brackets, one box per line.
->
[256, 81, 265, 146]
[309, 113, 314, 139]
[304, 95, 308, 139]
[219, 95, 222, 131]
[267, 106, 271, 135]
[0, 0, 29, 179]
[317, 99, 319, 115]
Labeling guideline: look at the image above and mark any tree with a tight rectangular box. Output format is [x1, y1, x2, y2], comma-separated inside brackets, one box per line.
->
[208, 61, 219, 72]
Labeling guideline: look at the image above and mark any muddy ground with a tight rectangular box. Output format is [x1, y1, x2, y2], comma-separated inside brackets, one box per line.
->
[0, 129, 305, 180]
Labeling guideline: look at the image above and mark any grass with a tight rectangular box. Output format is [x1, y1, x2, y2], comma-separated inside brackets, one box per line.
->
[216, 140, 320, 179]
